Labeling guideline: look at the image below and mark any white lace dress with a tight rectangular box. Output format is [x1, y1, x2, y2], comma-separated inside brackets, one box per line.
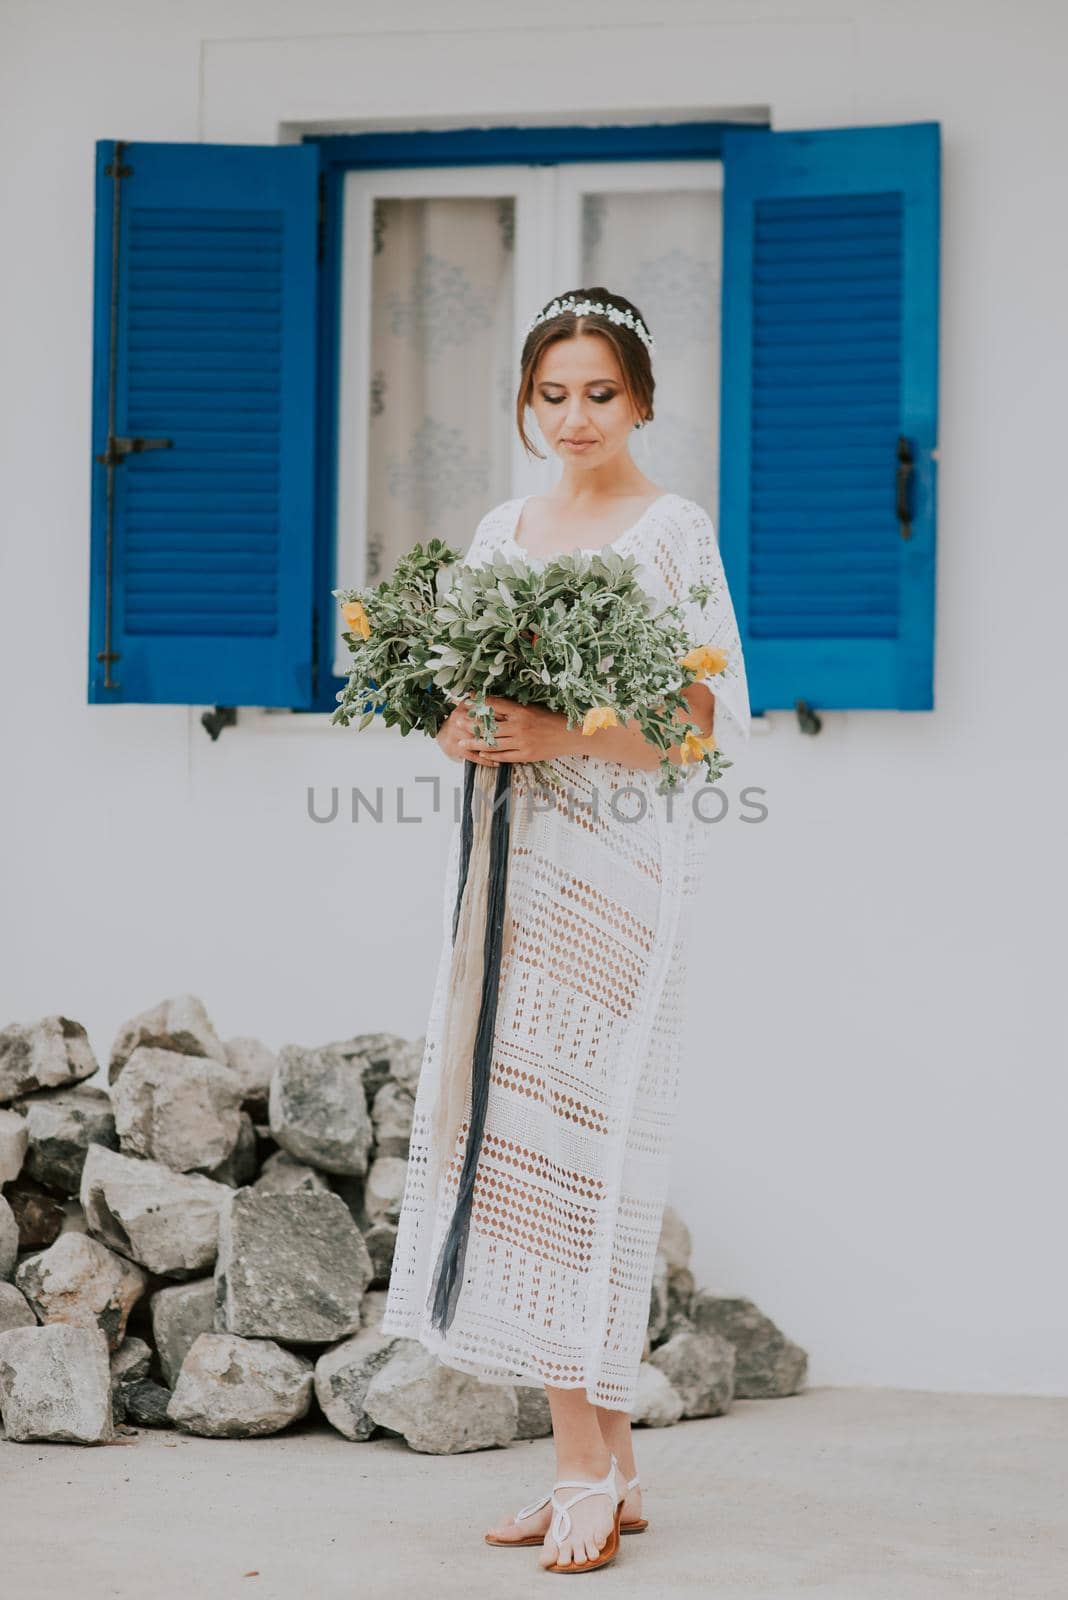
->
[379, 491, 750, 1410]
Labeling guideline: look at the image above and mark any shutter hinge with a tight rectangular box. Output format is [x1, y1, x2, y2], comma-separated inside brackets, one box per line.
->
[317, 171, 327, 264]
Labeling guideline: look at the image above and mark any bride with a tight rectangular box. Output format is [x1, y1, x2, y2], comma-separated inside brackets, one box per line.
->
[378, 289, 750, 1574]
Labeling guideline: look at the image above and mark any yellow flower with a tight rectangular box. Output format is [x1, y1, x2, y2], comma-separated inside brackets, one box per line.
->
[341, 599, 371, 640]
[680, 643, 728, 677]
[679, 730, 717, 764]
[582, 705, 619, 736]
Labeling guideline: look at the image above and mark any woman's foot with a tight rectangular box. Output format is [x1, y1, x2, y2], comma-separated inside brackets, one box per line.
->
[538, 1455, 629, 1570]
[483, 1496, 552, 1545]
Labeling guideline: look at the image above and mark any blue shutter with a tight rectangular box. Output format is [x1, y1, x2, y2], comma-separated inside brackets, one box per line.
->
[719, 123, 940, 713]
[89, 140, 319, 705]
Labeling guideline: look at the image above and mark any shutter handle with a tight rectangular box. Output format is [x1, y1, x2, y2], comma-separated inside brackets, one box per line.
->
[896, 435, 914, 540]
[95, 434, 172, 467]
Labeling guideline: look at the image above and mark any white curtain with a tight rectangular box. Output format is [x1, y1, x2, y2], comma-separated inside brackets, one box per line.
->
[367, 196, 515, 578]
[581, 187, 722, 523]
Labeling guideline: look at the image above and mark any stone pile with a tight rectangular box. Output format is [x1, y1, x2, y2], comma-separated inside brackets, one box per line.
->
[0, 997, 807, 1451]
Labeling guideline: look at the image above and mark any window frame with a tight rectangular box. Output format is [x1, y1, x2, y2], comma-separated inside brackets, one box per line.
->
[304, 120, 757, 714]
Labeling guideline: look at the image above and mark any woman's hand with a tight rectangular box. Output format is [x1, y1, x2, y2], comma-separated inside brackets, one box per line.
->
[435, 699, 502, 765]
[458, 696, 572, 765]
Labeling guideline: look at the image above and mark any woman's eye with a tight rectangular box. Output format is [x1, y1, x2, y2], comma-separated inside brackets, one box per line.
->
[541, 392, 616, 404]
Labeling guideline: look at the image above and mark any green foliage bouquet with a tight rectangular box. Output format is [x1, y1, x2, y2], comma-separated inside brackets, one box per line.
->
[332, 540, 731, 793]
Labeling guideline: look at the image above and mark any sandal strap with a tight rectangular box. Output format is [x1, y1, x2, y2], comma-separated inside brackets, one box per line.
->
[627, 1472, 640, 1490]
[549, 1454, 620, 1548]
[514, 1490, 551, 1523]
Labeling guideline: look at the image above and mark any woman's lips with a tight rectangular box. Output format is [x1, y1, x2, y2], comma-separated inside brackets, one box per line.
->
[562, 440, 597, 449]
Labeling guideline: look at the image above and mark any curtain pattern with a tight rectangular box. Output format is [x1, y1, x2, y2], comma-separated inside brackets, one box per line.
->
[367, 197, 516, 578]
[582, 188, 722, 522]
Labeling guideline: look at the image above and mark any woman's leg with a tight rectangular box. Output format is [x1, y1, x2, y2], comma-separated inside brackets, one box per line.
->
[537, 1385, 629, 1569]
[594, 1404, 643, 1526]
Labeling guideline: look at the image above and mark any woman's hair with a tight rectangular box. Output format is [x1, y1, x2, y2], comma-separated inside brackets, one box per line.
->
[515, 287, 656, 459]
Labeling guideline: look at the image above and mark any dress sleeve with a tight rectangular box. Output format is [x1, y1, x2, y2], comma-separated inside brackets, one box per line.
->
[642, 498, 751, 759]
[460, 501, 508, 570]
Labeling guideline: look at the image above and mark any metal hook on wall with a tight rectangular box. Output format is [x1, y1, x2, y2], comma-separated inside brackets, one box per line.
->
[201, 706, 237, 741]
[795, 698, 822, 735]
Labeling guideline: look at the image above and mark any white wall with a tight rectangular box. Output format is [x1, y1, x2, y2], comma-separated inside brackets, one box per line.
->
[2, 0, 1065, 1396]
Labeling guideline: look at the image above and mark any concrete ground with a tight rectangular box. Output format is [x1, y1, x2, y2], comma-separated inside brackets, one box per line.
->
[2, 1385, 1064, 1600]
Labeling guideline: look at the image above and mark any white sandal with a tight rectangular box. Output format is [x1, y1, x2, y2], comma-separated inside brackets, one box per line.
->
[484, 1467, 646, 1547]
[542, 1452, 626, 1574]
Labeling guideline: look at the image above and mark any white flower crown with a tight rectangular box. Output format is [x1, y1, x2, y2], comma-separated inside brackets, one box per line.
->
[524, 296, 655, 354]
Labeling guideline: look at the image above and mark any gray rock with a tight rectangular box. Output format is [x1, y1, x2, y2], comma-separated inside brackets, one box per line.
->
[363, 1344, 518, 1453]
[0, 1107, 29, 1184]
[200, 1112, 258, 1188]
[167, 1331, 313, 1437]
[108, 993, 227, 1084]
[111, 1335, 152, 1385]
[80, 1144, 231, 1277]
[665, 1264, 697, 1337]
[222, 1036, 278, 1116]
[2, 1178, 65, 1251]
[657, 1205, 693, 1272]
[340, 1034, 406, 1099]
[213, 1189, 371, 1344]
[515, 1385, 553, 1439]
[14, 1232, 146, 1351]
[123, 1378, 175, 1428]
[315, 1326, 415, 1441]
[328, 1174, 369, 1230]
[389, 1038, 424, 1097]
[370, 1080, 415, 1157]
[691, 1293, 808, 1397]
[363, 1222, 397, 1286]
[359, 1290, 388, 1331]
[109, 1336, 152, 1425]
[646, 1252, 669, 1346]
[631, 1360, 684, 1427]
[151, 1277, 216, 1386]
[0, 1280, 36, 1331]
[324, 1033, 423, 1107]
[0, 1323, 114, 1442]
[0, 1195, 17, 1279]
[0, 1017, 98, 1105]
[112, 1046, 243, 1173]
[364, 1156, 407, 1226]
[268, 1044, 373, 1177]
[254, 1150, 332, 1195]
[648, 1328, 735, 1418]
[14, 1085, 117, 1196]
[58, 1198, 91, 1239]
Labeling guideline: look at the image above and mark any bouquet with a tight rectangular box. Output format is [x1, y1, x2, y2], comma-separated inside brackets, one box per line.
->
[332, 540, 731, 793]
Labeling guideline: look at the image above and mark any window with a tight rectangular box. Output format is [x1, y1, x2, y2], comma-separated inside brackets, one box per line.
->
[88, 120, 939, 721]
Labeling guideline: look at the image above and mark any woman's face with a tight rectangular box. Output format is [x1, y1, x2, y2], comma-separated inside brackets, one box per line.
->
[529, 333, 644, 465]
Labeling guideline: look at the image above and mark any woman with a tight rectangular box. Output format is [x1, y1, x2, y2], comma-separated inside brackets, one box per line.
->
[379, 289, 750, 1573]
